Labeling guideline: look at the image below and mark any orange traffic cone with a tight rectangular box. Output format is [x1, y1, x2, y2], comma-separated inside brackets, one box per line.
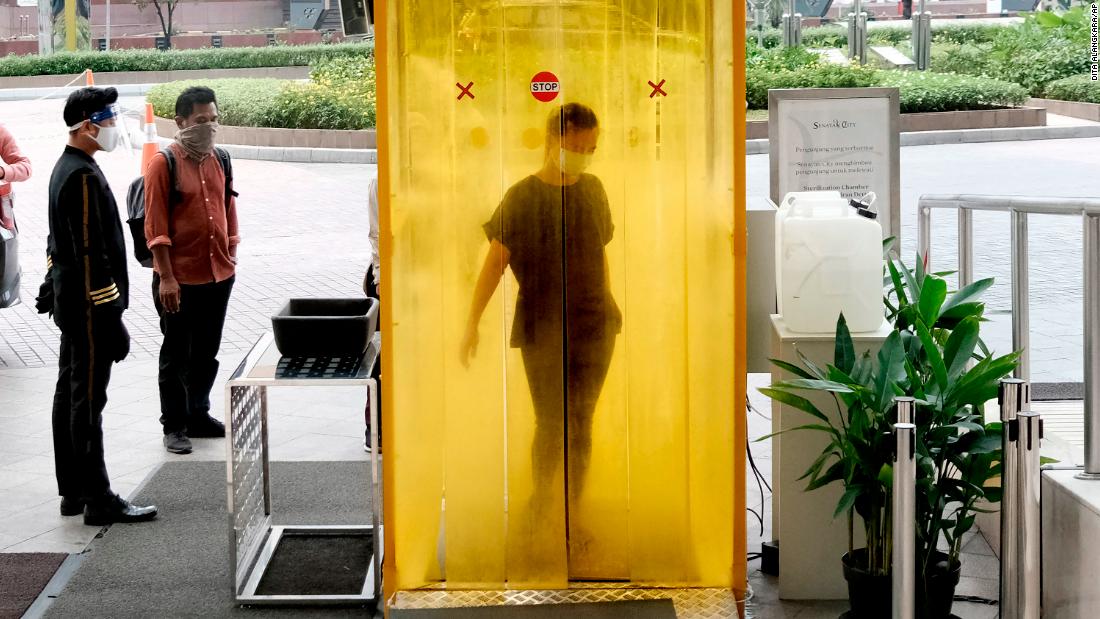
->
[141, 103, 158, 174]
[84, 69, 94, 86]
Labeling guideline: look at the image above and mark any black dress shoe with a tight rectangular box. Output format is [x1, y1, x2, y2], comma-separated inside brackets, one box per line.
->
[164, 431, 193, 454]
[83, 494, 157, 526]
[188, 415, 225, 438]
[60, 496, 85, 517]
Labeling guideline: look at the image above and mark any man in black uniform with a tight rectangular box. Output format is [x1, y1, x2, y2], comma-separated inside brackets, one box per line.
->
[48, 87, 157, 526]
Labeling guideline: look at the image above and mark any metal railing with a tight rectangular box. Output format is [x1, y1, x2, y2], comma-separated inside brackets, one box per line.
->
[917, 194, 1100, 478]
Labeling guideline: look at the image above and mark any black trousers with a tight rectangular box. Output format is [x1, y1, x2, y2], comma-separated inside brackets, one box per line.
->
[521, 333, 615, 501]
[153, 274, 234, 434]
[51, 330, 113, 500]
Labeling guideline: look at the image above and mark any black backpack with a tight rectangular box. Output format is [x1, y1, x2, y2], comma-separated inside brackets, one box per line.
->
[126, 146, 234, 268]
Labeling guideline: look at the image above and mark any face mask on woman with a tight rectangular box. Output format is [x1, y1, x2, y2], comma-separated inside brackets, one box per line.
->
[559, 148, 592, 176]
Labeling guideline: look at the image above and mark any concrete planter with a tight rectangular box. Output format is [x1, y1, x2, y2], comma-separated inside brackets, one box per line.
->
[746, 106, 1046, 139]
[3, 66, 310, 89]
[154, 116, 376, 150]
[1028, 97, 1100, 123]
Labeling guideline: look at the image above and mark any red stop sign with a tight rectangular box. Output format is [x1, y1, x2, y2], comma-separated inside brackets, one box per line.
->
[530, 72, 560, 102]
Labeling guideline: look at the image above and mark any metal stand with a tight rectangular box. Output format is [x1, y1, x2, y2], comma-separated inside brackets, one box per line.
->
[1017, 411, 1042, 619]
[998, 378, 1029, 619]
[782, 0, 802, 48]
[892, 414, 916, 619]
[225, 332, 382, 606]
[847, 0, 867, 64]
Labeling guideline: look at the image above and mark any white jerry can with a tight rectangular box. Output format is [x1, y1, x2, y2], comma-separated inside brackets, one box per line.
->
[776, 191, 885, 334]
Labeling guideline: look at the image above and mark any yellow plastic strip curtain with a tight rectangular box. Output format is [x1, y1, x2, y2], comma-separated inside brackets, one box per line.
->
[381, 0, 743, 593]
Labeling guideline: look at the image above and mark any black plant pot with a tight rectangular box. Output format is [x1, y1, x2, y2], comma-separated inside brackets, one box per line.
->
[841, 550, 962, 619]
[918, 551, 962, 619]
[842, 550, 891, 619]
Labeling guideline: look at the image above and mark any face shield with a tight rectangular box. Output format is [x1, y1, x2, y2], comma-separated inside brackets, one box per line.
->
[68, 103, 134, 154]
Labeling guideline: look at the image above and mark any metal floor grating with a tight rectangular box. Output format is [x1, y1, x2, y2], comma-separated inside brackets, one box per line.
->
[392, 586, 739, 618]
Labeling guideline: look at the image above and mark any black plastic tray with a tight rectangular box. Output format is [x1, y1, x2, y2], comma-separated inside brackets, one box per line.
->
[271, 298, 378, 358]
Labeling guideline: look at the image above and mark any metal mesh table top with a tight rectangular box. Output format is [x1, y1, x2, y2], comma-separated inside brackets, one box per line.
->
[229, 332, 379, 387]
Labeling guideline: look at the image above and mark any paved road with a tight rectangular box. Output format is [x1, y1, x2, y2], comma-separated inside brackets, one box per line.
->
[0, 97, 374, 368]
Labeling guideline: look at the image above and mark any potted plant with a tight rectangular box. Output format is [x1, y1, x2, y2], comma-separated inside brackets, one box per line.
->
[761, 252, 1019, 618]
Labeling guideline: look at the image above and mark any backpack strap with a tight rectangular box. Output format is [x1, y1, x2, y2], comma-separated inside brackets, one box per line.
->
[214, 147, 237, 209]
[158, 146, 180, 211]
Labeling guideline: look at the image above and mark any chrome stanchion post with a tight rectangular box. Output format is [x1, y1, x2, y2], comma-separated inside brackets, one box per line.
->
[893, 421, 916, 619]
[998, 378, 1029, 619]
[1016, 411, 1041, 619]
[782, 0, 802, 47]
[1011, 210, 1030, 381]
[895, 396, 915, 424]
[1080, 214, 1100, 479]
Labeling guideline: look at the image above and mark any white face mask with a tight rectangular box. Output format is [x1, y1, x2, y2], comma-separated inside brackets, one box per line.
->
[91, 125, 120, 152]
[559, 149, 592, 176]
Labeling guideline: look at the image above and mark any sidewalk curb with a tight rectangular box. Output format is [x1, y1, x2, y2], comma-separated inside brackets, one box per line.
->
[747, 124, 1100, 154]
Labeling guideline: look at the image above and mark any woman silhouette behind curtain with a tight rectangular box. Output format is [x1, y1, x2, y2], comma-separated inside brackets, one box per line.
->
[461, 102, 621, 513]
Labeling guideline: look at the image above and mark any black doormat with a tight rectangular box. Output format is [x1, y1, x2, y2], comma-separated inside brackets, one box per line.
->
[44, 461, 373, 618]
[255, 533, 372, 596]
[0, 552, 67, 619]
[391, 599, 676, 619]
[1032, 382, 1084, 401]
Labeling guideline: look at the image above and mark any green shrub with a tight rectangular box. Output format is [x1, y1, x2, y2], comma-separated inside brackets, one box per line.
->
[262, 56, 376, 129]
[146, 78, 285, 126]
[802, 26, 849, 48]
[747, 64, 878, 108]
[875, 70, 1028, 112]
[931, 23, 1007, 45]
[747, 45, 820, 72]
[145, 55, 377, 130]
[1042, 74, 1100, 103]
[930, 43, 993, 76]
[0, 43, 373, 78]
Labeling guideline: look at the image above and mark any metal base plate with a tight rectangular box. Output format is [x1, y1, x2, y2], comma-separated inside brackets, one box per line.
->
[1074, 471, 1100, 480]
[392, 586, 738, 618]
[236, 525, 378, 606]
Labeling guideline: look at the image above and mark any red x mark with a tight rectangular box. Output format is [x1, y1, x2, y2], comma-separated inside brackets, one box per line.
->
[457, 82, 475, 100]
[648, 79, 667, 98]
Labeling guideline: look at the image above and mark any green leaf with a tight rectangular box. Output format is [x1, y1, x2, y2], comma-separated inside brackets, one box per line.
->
[878, 463, 893, 489]
[769, 358, 815, 380]
[887, 259, 910, 307]
[835, 314, 856, 374]
[944, 316, 981, 379]
[774, 379, 857, 394]
[941, 278, 994, 315]
[918, 276, 948, 327]
[915, 320, 948, 392]
[874, 331, 906, 410]
[834, 486, 860, 519]
[759, 387, 831, 423]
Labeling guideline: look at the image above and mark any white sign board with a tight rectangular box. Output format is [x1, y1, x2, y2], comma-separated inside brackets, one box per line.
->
[770, 88, 900, 241]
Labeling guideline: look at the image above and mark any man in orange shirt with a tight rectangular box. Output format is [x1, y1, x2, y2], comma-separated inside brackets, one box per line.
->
[144, 86, 239, 455]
